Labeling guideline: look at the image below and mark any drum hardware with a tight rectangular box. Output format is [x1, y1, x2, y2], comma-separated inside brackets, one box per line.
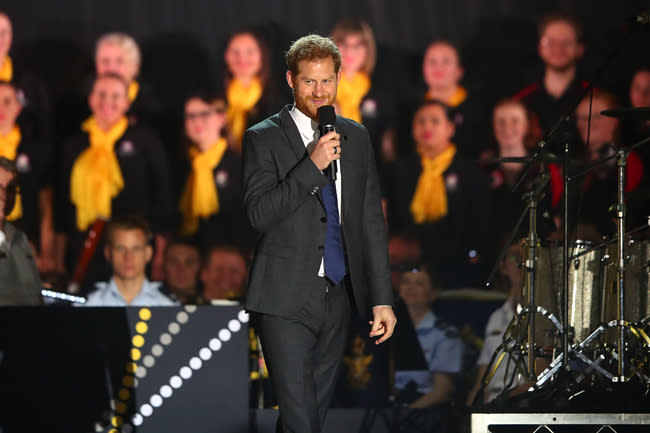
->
[601, 106, 650, 121]
[483, 165, 551, 381]
[564, 223, 649, 263]
[478, 154, 563, 165]
[522, 168, 551, 379]
[574, 351, 610, 384]
[561, 131, 650, 381]
[535, 321, 619, 388]
[581, 319, 650, 383]
[478, 133, 650, 401]
[477, 304, 563, 401]
[470, 35, 650, 409]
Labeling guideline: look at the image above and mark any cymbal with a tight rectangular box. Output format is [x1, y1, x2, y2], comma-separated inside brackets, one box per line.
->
[601, 107, 650, 120]
[478, 154, 562, 164]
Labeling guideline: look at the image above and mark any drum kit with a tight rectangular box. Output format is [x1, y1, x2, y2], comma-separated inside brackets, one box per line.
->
[479, 107, 650, 400]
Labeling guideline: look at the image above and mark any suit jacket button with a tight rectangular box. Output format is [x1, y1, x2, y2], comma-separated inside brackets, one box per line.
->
[320, 217, 327, 223]
[318, 245, 324, 251]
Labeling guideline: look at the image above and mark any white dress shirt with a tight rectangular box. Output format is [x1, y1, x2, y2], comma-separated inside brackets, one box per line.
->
[289, 105, 343, 277]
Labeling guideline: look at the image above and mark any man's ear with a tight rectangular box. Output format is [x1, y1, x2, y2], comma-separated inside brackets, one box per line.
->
[286, 70, 294, 90]
[145, 245, 153, 263]
[104, 244, 111, 262]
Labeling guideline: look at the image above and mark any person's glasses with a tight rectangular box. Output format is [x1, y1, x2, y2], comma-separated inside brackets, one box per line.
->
[185, 109, 223, 121]
[540, 37, 577, 48]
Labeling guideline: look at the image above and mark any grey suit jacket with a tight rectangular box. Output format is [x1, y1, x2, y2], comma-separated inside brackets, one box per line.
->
[242, 105, 392, 318]
[0, 222, 43, 306]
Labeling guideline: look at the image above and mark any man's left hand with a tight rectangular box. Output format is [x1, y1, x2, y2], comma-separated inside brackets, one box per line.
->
[369, 305, 396, 345]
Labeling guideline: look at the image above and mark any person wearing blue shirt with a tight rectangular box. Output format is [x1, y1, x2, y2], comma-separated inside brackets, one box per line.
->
[83, 216, 177, 307]
[394, 265, 463, 408]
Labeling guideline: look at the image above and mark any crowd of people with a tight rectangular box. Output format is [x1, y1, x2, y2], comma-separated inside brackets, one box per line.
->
[1, 8, 649, 422]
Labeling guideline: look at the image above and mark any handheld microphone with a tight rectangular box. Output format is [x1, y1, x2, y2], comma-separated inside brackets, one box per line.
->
[317, 105, 337, 180]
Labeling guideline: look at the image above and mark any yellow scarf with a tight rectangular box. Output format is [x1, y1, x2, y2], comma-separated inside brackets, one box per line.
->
[128, 81, 139, 103]
[0, 125, 22, 220]
[426, 86, 467, 108]
[0, 56, 12, 82]
[226, 78, 262, 151]
[0, 125, 21, 160]
[179, 138, 228, 235]
[336, 72, 371, 123]
[410, 144, 456, 224]
[70, 117, 128, 231]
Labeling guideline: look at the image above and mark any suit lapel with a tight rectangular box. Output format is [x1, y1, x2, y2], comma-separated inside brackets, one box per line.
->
[278, 106, 309, 161]
[278, 105, 326, 211]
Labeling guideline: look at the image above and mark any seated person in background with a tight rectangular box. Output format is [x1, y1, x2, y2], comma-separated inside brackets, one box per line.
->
[55, 73, 173, 285]
[161, 238, 204, 304]
[623, 66, 650, 165]
[388, 99, 494, 288]
[567, 89, 645, 238]
[178, 91, 252, 251]
[0, 80, 55, 271]
[486, 99, 559, 241]
[388, 231, 422, 290]
[394, 265, 463, 408]
[200, 245, 247, 302]
[0, 12, 52, 148]
[417, 40, 487, 159]
[84, 216, 177, 306]
[0, 156, 42, 305]
[223, 30, 286, 151]
[514, 13, 587, 153]
[57, 32, 163, 176]
[330, 18, 397, 167]
[466, 242, 528, 405]
[628, 67, 650, 110]
[94, 32, 159, 127]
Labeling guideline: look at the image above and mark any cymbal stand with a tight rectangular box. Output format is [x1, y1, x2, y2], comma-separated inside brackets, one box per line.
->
[614, 149, 628, 381]
[523, 167, 550, 379]
[476, 167, 556, 400]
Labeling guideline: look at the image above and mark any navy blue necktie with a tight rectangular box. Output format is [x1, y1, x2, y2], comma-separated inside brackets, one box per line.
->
[322, 175, 346, 284]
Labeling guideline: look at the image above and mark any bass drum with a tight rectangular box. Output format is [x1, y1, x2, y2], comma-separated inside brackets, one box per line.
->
[525, 240, 605, 345]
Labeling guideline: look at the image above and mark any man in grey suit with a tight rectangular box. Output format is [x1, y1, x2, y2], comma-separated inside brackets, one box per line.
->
[243, 34, 396, 433]
[0, 157, 42, 305]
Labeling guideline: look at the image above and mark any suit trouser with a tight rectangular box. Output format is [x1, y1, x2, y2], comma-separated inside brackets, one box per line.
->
[253, 276, 352, 433]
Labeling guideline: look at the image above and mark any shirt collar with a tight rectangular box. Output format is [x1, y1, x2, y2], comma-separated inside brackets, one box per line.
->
[1, 222, 16, 245]
[289, 104, 319, 144]
[504, 297, 516, 316]
[108, 277, 153, 300]
[416, 310, 436, 331]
